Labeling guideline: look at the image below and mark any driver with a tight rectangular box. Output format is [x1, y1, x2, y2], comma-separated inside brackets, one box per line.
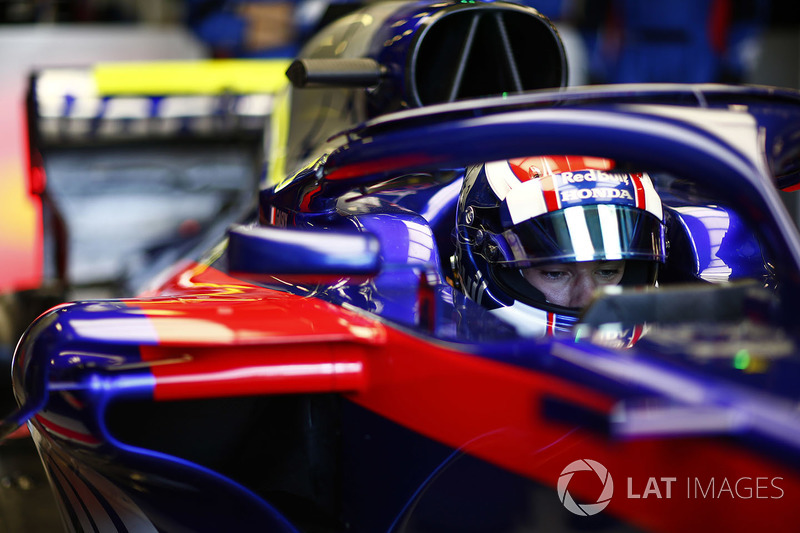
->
[452, 156, 667, 337]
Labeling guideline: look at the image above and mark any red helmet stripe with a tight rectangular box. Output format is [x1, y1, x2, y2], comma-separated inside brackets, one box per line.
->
[630, 173, 647, 211]
[509, 161, 530, 182]
[541, 175, 561, 212]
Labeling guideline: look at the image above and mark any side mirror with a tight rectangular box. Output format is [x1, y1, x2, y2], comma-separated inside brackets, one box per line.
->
[227, 224, 382, 283]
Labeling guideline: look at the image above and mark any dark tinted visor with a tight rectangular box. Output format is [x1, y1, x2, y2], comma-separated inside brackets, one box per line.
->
[498, 204, 666, 267]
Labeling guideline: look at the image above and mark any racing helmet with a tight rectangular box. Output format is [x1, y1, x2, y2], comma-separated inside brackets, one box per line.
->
[453, 156, 667, 336]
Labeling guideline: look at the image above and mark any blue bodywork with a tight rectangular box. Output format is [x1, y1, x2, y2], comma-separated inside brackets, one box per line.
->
[6, 1, 800, 531]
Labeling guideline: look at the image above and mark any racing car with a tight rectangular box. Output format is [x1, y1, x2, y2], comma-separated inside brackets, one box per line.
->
[3, 1, 800, 532]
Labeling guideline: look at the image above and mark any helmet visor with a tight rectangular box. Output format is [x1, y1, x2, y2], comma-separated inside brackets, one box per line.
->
[499, 204, 666, 267]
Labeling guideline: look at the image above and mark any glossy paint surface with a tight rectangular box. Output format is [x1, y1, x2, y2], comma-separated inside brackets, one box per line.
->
[6, 2, 800, 531]
[11, 245, 800, 531]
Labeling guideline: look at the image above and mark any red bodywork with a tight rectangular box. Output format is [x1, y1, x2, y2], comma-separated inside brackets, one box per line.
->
[125, 259, 800, 533]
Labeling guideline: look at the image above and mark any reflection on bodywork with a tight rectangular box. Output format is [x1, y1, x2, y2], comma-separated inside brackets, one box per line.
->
[671, 205, 768, 283]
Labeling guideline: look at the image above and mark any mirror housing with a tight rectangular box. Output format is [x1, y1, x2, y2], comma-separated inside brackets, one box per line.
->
[227, 224, 382, 283]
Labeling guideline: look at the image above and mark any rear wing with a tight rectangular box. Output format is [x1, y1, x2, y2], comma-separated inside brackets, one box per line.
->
[26, 59, 290, 292]
[29, 59, 289, 147]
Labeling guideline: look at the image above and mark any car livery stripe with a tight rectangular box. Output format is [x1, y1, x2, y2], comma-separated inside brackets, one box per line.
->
[38, 431, 162, 532]
[128, 264, 379, 400]
[49, 458, 127, 532]
[34, 413, 102, 447]
[324, 153, 442, 182]
[138, 262, 800, 532]
[345, 326, 800, 533]
[141, 344, 368, 401]
[299, 184, 322, 213]
[48, 459, 101, 532]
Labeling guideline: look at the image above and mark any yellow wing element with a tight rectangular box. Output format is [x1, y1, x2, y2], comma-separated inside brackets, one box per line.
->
[32, 59, 291, 144]
[93, 59, 291, 95]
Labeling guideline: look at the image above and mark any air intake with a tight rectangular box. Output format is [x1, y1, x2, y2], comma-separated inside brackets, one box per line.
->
[408, 4, 567, 106]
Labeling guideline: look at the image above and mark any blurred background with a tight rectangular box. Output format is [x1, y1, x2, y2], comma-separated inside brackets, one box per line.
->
[0, 0, 798, 531]
[1, 0, 798, 85]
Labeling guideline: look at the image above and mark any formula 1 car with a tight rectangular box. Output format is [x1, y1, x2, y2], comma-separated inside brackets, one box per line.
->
[4, 1, 800, 532]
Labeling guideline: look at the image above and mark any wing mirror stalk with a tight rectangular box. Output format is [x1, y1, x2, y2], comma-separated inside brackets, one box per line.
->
[286, 58, 385, 88]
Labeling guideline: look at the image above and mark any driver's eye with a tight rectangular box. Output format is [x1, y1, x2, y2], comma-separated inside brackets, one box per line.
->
[540, 270, 568, 281]
[595, 268, 622, 281]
